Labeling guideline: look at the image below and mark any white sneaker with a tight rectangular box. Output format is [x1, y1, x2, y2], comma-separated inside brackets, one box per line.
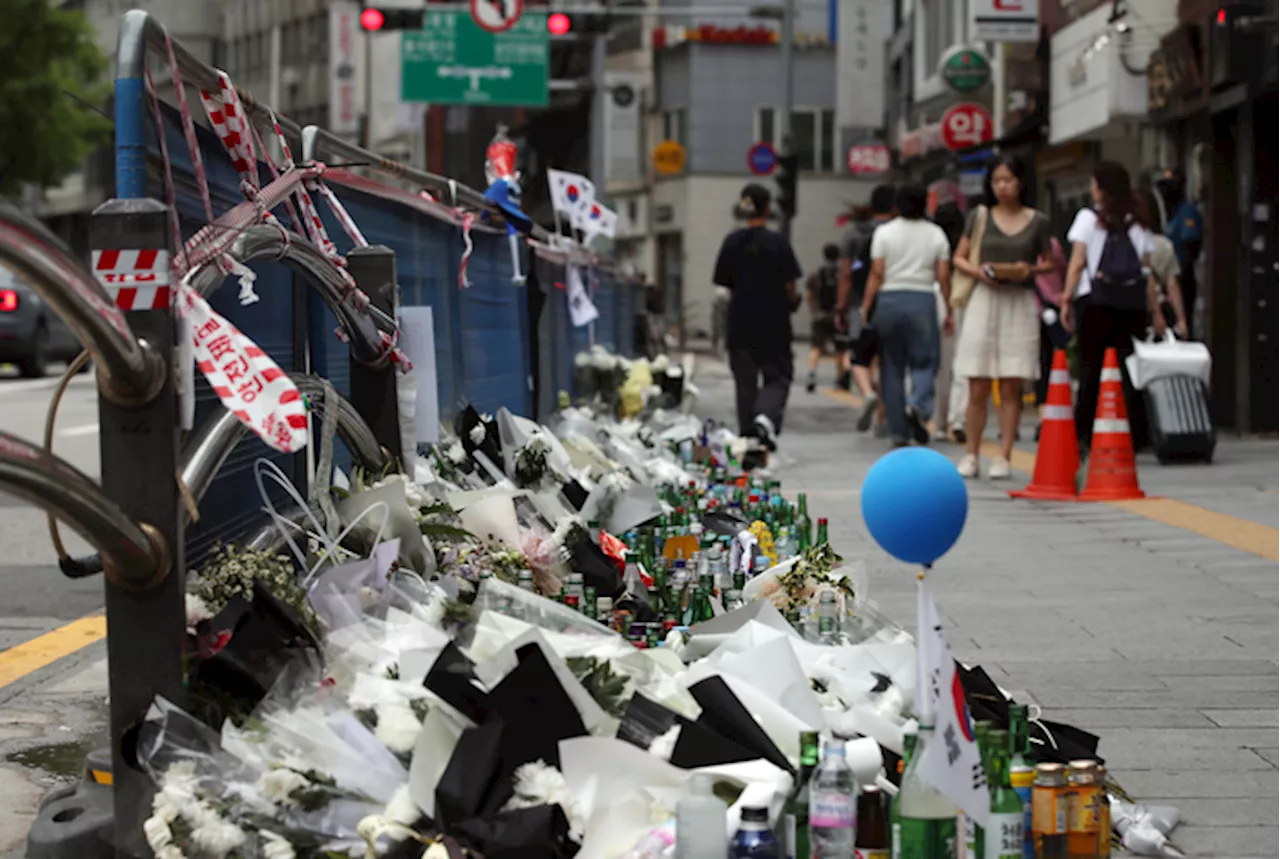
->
[957, 454, 979, 479]
[988, 457, 1012, 480]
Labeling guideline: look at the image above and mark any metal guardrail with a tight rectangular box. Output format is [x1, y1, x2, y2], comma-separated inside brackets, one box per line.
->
[0, 433, 167, 590]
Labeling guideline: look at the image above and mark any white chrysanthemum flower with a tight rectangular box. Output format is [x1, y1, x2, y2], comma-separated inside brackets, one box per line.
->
[469, 424, 486, 446]
[385, 784, 421, 826]
[590, 351, 616, 371]
[161, 760, 199, 805]
[143, 816, 173, 852]
[480, 412, 493, 423]
[505, 760, 585, 843]
[261, 831, 296, 859]
[445, 441, 467, 464]
[618, 357, 634, 374]
[574, 352, 591, 368]
[259, 767, 309, 807]
[666, 366, 682, 379]
[190, 814, 246, 859]
[157, 846, 185, 859]
[151, 791, 180, 825]
[652, 354, 669, 372]
[358, 586, 382, 611]
[423, 842, 451, 859]
[184, 594, 213, 628]
[374, 703, 422, 754]
[648, 724, 681, 762]
[662, 629, 687, 658]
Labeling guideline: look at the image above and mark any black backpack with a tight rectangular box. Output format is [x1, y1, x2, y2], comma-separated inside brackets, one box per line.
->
[816, 265, 839, 312]
[1092, 221, 1148, 310]
[849, 224, 877, 304]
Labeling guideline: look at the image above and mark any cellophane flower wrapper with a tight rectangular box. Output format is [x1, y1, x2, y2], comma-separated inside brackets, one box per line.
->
[1110, 798, 1183, 856]
[337, 482, 435, 577]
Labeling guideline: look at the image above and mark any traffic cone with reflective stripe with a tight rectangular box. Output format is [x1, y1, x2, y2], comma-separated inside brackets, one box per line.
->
[1010, 349, 1079, 501]
[1078, 347, 1146, 502]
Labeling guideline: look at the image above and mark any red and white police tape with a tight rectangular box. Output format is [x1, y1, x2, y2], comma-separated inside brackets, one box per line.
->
[91, 249, 173, 311]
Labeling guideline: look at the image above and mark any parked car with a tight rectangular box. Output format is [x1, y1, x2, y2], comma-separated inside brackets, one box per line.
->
[0, 271, 83, 377]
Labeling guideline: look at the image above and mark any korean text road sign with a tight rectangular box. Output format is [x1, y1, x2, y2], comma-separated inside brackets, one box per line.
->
[402, 9, 548, 107]
[747, 142, 778, 176]
[971, 0, 1039, 42]
[941, 103, 995, 151]
[652, 140, 687, 176]
[846, 141, 890, 176]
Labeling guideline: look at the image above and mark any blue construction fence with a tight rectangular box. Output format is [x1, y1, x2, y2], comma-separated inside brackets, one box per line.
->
[144, 103, 637, 561]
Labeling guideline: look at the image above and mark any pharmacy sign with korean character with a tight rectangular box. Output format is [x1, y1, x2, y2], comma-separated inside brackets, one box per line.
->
[940, 103, 995, 152]
[402, 9, 549, 107]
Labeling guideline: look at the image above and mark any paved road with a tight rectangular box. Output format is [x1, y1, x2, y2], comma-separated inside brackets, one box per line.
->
[0, 356, 1276, 856]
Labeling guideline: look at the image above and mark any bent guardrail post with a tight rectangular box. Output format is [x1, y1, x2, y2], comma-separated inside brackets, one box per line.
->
[91, 198, 185, 857]
[345, 247, 405, 470]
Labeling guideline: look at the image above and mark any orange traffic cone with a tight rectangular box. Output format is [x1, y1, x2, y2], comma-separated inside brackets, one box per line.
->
[1078, 347, 1146, 502]
[1010, 349, 1079, 501]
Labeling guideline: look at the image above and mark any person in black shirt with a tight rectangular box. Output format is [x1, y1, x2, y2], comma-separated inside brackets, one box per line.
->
[804, 243, 844, 392]
[712, 183, 803, 451]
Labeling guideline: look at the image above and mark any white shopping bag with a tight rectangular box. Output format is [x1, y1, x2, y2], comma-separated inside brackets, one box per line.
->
[1126, 331, 1212, 391]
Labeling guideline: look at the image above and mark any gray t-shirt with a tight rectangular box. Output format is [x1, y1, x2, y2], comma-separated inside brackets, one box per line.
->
[965, 207, 1053, 283]
[1148, 234, 1181, 286]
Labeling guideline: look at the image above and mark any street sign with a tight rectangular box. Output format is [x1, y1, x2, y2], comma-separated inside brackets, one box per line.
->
[846, 141, 890, 176]
[470, 0, 523, 34]
[402, 10, 548, 106]
[939, 45, 992, 94]
[652, 140, 687, 176]
[941, 103, 995, 151]
[970, 0, 1040, 42]
[747, 141, 778, 176]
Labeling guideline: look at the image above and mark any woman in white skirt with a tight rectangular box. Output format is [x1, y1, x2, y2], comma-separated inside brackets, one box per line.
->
[951, 155, 1055, 479]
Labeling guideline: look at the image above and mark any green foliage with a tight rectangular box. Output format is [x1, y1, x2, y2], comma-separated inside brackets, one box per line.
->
[0, 0, 112, 197]
[565, 656, 630, 718]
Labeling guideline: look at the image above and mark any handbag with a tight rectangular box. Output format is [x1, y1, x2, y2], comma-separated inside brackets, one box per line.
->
[950, 205, 988, 309]
[1125, 330, 1212, 391]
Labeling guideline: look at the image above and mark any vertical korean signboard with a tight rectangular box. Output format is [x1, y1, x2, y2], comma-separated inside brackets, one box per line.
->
[329, 1, 361, 135]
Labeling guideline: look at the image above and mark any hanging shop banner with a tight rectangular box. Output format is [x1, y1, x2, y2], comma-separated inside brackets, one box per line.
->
[182, 285, 309, 454]
[970, 0, 1039, 43]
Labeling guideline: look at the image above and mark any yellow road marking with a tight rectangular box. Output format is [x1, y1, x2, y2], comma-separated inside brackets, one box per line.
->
[0, 615, 106, 689]
[818, 387, 1280, 561]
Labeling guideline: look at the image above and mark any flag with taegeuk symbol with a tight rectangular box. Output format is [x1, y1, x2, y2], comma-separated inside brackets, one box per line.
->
[914, 577, 990, 825]
[579, 201, 618, 243]
[547, 169, 596, 224]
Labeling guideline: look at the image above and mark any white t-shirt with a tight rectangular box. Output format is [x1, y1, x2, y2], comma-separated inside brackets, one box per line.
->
[1066, 208, 1156, 298]
[870, 217, 952, 293]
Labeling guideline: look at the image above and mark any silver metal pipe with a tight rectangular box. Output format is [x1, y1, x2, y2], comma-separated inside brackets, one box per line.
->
[244, 505, 311, 555]
[0, 432, 165, 589]
[181, 374, 389, 503]
[118, 9, 554, 243]
[0, 203, 165, 403]
[184, 225, 393, 366]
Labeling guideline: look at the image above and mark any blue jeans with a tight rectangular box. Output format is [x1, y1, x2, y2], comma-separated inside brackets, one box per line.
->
[874, 290, 940, 444]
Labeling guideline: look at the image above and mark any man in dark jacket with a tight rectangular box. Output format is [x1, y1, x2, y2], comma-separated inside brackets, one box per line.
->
[712, 183, 803, 451]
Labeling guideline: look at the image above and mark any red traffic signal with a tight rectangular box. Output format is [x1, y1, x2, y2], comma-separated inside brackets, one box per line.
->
[361, 7, 385, 30]
[1216, 7, 1227, 24]
[359, 6, 424, 31]
[548, 12, 571, 35]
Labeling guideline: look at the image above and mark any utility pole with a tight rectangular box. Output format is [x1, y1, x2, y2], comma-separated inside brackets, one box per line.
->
[778, 0, 795, 239]
[589, 28, 608, 191]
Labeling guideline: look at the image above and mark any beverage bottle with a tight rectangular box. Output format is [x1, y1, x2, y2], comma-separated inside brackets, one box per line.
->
[808, 739, 857, 859]
[1007, 705, 1036, 859]
[795, 493, 813, 551]
[1031, 764, 1068, 859]
[783, 731, 820, 859]
[965, 720, 993, 859]
[984, 730, 1025, 859]
[676, 773, 728, 859]
[733, 806, 781, 859]
[890, 729, 917, 859]
[1065, 761, 1102, 859]
[596, 596, 614, 626]
[855, 785, 890, 859]
[566, 572, 585, 602]
[815, 518, 830, 546]
[724, 589, 745, 612]
[1095, 766, 1110, 859]
[622, 822, 676, 859]
[897, 724, 959, 859]
[775, 527, 797, 561]
[817, 591, 840, 644]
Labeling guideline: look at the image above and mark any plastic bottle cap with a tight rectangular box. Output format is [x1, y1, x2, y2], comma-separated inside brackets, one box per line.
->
[689, 773, 716, 795]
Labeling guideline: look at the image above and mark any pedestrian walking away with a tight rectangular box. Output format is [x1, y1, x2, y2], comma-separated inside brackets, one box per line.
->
[931, 200, 969, 444]
[1061, 161, 1163, 456]
[713, 183, 803, 451]
[859, 182, 953, 447]
[836, 184, 896, 434]
[1155, 167, 1204, 340]
[805, 243, 847, 392]
[950, 154, 1055, 479]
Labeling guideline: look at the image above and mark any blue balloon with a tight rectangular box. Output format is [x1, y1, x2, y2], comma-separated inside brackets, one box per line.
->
[860, 447, 969, 566]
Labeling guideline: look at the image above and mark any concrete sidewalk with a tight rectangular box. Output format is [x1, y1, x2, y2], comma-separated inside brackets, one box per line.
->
[695, 356, 1278, 858]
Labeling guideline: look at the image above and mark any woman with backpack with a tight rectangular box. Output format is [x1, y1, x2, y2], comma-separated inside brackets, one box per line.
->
[1061, 161, 1161, 453]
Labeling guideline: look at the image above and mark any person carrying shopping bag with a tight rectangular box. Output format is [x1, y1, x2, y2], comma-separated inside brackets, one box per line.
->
[950, 155, 1056, 479]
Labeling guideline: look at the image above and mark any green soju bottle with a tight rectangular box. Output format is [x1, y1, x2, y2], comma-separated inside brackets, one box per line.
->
[815, 517, 830, 547]
[968, 720, 994, 859]
[984, 730, 1025, 859]
[898, 724, 958, 859]
[891, 729, 917, 859]
[795, 493, 812, 550]
[783, 731, 820, 859]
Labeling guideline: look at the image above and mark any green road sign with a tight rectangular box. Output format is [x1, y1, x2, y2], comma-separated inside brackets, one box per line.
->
[402, 10, 548, 107]
[939, 45, 992, 94]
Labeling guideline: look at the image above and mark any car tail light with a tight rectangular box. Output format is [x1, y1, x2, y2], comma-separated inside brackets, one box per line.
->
[0, 289, 17, 312]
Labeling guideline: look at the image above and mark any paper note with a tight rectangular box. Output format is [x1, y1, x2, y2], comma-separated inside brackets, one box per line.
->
[397, 307, 440, 444]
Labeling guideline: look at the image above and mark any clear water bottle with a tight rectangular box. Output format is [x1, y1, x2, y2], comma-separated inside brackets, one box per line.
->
[817, 591, 840, 645]
[775, 526, 797, 561]
[809, 740, 858, 859]
[732, 806, 781, 859]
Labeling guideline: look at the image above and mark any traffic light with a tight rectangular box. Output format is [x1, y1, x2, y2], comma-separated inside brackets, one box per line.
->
[360, 5, 425, 31]
[547, 12, 572, 35]
[775, 152, 798, 220]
